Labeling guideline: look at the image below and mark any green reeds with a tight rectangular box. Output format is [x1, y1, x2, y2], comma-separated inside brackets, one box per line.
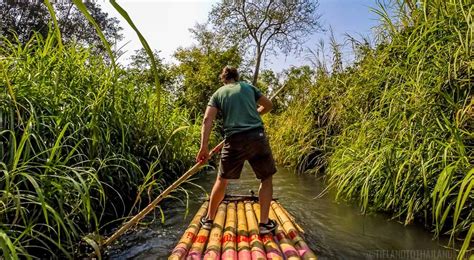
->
[0, 22, 200, 260]
[266, 0, 473, 258]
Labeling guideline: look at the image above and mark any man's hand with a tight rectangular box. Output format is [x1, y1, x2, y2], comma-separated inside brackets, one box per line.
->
[196, 146, 210, 163]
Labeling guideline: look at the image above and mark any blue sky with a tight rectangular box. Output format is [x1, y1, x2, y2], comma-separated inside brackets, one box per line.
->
[99, 0, 381, 72]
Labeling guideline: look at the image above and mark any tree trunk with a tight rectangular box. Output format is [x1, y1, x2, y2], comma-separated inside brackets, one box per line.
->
[252, 48, 263, 86]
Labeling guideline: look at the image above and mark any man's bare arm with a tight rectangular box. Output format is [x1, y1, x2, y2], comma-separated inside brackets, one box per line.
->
[196, 106, 218, 162]
[200, 106, 218, 148]
[257, 95, 273, 115]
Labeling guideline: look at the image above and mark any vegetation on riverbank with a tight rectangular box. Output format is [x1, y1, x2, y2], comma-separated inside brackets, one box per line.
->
[0, 30, 203, 257]
[266, 0, 472, 257]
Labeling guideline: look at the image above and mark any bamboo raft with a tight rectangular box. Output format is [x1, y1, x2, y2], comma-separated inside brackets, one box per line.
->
[169, 195, 317, 260]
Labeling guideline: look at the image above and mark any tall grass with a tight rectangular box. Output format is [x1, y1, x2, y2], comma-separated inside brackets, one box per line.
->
[266, 0, 472, 258]
[0, 28, 200, 258]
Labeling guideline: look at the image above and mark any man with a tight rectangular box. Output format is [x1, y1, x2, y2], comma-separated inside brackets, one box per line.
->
[195, 66, 277, 235]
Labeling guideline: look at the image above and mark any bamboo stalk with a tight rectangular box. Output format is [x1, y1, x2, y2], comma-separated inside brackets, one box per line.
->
[187, 225, 210, 259]
[203, 203, 227, 259]
[102, 143, 223, 247]
[271, 202, 317, 260]
[276, 201, 305, 234]
[244, 202, 266, 259]
[168, 201, 209, 260]
[237, 202, 251, 260]
[252, 202, 284, 260]
[221, 202, 237, 259]
[269, 207, 301, 260]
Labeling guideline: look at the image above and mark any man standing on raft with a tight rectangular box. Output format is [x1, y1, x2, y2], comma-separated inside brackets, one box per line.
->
[196, 66, 278, 235]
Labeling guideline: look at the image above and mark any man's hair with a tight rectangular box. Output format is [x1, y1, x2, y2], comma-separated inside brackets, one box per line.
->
[220, 66, 239, 82]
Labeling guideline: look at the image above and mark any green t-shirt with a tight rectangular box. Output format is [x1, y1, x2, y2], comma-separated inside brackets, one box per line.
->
[208, 81, 264, 137]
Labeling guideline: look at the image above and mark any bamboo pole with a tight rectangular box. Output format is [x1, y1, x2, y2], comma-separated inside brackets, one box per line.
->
[244, 202, 266, 259]
[252, 203, 284, 260]
[269, 207, 301, 260]
[203, 203, 227, 259]
[168, 201, 208, 260]
[271, 202, 317, 260]
[187, 225, 210, 259]
[277, 201, 305, 234]
[237, 202, 251, 260]
[102, 143, 223, 247]
[221, 202, 237, 259]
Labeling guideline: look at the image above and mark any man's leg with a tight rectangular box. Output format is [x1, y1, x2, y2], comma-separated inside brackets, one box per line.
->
[258, 176, 273, 224]
[206, 175, 229, 220]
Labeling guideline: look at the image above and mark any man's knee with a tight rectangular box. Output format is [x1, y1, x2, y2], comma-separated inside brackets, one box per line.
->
[216, 176, 230, 186]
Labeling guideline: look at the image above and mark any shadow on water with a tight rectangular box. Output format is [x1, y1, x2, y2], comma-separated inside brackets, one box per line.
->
[107, 163, 456, 260]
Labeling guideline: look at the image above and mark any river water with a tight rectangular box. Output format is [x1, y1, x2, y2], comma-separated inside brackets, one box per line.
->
[108, 164, 456, 260]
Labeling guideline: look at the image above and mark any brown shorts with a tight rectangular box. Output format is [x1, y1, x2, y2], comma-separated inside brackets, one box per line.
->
[219, 128, 277, 180]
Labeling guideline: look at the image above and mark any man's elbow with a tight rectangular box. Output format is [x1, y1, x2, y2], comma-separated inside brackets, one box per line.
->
[269, 101, 273, 110]
[266, 100, 273, 112]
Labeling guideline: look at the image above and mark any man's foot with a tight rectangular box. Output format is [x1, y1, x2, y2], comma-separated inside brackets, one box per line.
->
[259, 219, 278, 235]
[200, 216, 213, 230]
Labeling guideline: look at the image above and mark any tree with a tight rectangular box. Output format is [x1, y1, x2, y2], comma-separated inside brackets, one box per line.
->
[172, 46, 242, 114]
[171, 24, 243, 115]
[0, 1, 122, 48]
[126, 48, 173, 90]
[0, 1, 50, 43]
[280, 65, 314, 106]
[257, 69, 279, 95]
[55, 3, 123, 47]
[209, 0, 321, 85]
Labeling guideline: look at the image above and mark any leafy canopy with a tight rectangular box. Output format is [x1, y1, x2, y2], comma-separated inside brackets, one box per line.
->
[171, 24, 243, 115]
[209, 0, 321, 84]
[0, 1, 123, 49]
